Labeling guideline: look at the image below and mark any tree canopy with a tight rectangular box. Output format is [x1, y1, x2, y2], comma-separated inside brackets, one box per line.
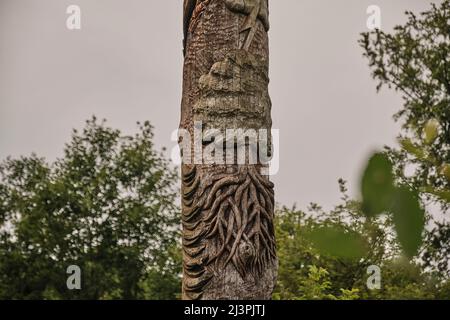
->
[0, 118, 181, 299]
[360, 0, 450, 278]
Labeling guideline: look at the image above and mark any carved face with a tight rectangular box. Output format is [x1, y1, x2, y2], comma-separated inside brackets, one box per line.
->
[239, 241, 256, 263]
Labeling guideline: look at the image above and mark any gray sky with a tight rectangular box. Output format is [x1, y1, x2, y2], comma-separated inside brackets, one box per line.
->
[0, 0, 440, 210]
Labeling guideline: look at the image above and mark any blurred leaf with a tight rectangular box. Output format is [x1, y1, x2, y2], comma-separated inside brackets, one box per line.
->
[361, 153, 394, 216]
[391, 187, 425, 258]
[306, 226, 367, 259]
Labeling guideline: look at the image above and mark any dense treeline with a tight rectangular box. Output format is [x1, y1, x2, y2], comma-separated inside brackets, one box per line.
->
[0, 0, 449, 299]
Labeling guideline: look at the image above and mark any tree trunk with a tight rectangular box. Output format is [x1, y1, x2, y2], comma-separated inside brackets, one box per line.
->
[180, 0, 277, 300]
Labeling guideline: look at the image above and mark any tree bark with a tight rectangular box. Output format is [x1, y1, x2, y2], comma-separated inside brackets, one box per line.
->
[180, 0, 277, 300]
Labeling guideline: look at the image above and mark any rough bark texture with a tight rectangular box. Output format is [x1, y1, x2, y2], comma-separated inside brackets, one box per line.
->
[181, 0, 277, 300]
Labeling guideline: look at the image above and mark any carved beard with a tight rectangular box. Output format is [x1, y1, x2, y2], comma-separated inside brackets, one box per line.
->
[182, 164, 276, 299]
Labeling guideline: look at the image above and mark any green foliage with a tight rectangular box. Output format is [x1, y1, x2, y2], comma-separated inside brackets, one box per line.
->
[306, 151, 426, 260]
[138, 245, 182, 300]
[360, 1, 449, 144]
[273, 182, 397, 300]
[0, 117, 181, 299]
[360, 0, 450, 205]
[361, 153, 395, 216]
[278, 1, 450, 299]
[305, 226, 367, 260]
[423, 221, 450, 278]
[360, 0, 450, 277]
[360, 153, 425, 258]
[424, 119, 440, 145]
[284, 265, 360, 300]
[298, 266, 336, 300]
[390, 187, 425, 257]
[274, 196, 450, 300]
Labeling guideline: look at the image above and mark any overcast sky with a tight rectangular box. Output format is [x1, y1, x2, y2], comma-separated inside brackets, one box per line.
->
[0, 0, 441, 210]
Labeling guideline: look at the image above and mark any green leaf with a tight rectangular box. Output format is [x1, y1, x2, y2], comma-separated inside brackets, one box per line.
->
[440, 164, 450, 182]
[420, 186, 450, 203]
[423, 119, 440, 145]
[391, 187, 425, 258]
[306, 226, 367, 259]
[361, 153, 394, 216]
[399, 138, 427, 161]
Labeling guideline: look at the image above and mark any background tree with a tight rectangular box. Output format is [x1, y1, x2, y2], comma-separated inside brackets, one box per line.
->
[275, 1, 450, 297]
[360, 0, 450, 278]
[274, 181, 450, 300]
[0, 118, 181, 299]
[0, 117, 448, 300]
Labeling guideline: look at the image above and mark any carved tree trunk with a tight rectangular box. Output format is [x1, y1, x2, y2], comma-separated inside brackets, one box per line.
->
[180, 0, 277, 300]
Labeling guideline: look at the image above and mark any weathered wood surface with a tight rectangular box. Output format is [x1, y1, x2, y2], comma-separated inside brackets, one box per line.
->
[181, 0, 277, 300]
